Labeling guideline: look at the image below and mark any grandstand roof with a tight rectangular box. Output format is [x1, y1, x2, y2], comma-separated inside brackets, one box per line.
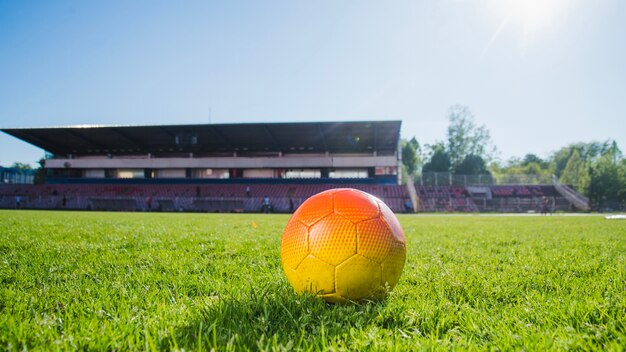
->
[2, 121, 401, 155]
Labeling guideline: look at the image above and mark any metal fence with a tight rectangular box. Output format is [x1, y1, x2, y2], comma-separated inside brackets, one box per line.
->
[418, 172, 553, 186]
[0, 167, 35, 184]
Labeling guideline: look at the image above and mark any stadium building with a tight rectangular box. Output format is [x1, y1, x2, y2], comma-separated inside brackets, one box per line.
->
[1, 121, 417, 213]
[3, 121, 402, 184]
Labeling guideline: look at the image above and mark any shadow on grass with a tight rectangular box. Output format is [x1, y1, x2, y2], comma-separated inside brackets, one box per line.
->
[166, 283, 390, 350]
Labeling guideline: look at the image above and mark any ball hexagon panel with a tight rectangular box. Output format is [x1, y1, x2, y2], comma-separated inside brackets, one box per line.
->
[292, 255, 336, 294]
[309, 213, 357, 266]
[320, 292, 347, 304]
[379, 200, 406, 244]
[335, 254, 384, 301]
[283, 267, 301, 293]
[280, 219, 309, 270]
[293, 189, 334, 226]
[381, 243, 406, 289]
[333, 189, 380, 223]
[356, 218, 397, 264]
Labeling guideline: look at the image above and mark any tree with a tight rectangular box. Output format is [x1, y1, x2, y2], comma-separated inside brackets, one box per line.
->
[453, 154, 490, 175]
[588, 141, 624, 209]
[607, 140, 623, 164]
[446, 105, 496, 169]
[10, 162, 33, 170]
[34, 158, 46, 185]
[560, 149, 589, 193]
[618, 159, 626, 204]
[552, 141, 611, 177]
[521, 154, 546, 168]
[489, 157, 553, 185]
[401, 137, 421, 176]
[521, 162, 550, 176]
[589, 155, 621, 208]
[422, 142, 451, 173]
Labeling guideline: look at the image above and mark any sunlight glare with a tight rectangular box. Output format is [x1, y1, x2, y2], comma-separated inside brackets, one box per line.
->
[497, 0, 567, 35]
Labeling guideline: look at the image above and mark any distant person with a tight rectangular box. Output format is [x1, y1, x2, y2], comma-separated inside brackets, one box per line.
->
[246, 186, 251, 197]
[62, 195, 67, 208]
[146, 196, 152, 211]
[262, 195, 271, 213]
[404, 199, 413, 213]
[289, 198, 294, 212]
[15, 195, 21, 209]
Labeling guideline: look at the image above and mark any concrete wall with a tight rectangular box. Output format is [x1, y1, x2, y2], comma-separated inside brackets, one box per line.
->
[46, 155, 398, 169]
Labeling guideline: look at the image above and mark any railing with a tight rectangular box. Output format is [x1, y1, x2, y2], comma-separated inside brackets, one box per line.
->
[0, 167, 35, 184]
[418, 172, 553, 186]
[551, 175, 590, 211]
[405, 176, 419, 212]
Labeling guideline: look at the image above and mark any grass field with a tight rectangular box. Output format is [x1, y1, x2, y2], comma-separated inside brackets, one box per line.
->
[1, 210, 625, 351]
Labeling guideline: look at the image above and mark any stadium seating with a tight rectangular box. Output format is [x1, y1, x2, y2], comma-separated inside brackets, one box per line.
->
[490, 185, 546, 197]
[414, 184, 577, 213]
[478, 185, 572, 212]
[1, 181, 580, 213]
[416, 185, 478, 212]
[0, 183, 411, 214]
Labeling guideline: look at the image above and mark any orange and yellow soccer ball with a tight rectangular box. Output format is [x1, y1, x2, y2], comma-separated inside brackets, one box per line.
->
[280, 188, 406, 303]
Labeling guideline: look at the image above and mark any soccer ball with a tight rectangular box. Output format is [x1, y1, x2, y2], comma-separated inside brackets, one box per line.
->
[281, 188, 406, 303]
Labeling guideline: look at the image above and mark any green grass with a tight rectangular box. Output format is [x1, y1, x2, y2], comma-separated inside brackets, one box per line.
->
[1, 210, 625, 351]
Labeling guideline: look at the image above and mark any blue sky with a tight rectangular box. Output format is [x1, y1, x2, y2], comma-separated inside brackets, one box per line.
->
[1, 0, 625, 167]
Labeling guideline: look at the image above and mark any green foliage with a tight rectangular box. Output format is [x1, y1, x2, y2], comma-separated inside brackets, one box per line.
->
[544, 140, 626, 206]
[521, 161, 551, 175]
[552, 141, 612, 178]
[401, 137, 421, 176]
[418, 108, 624, 199]
[521, 154, 548, 168]
[422, 142, 451, 173]
[1, 211, 625, 350]
[589, 150, 624, 208]
[560, 149, 589, 193]
[408, 136, 419, 151]
[453, 154, 490, 175]
[446, 105, 496, 168]
[9, 162, 32, 170]
[421, 105, 496, 176]
[619, 159, 626, 202]
[34, 159, 46, 185]
[491, 155, 553, 177]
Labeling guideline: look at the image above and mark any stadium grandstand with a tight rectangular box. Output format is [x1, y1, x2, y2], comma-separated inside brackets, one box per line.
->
[1, 120, 590, 213]
[1, 121, 417, 213]
[415, 173, 589, 213]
